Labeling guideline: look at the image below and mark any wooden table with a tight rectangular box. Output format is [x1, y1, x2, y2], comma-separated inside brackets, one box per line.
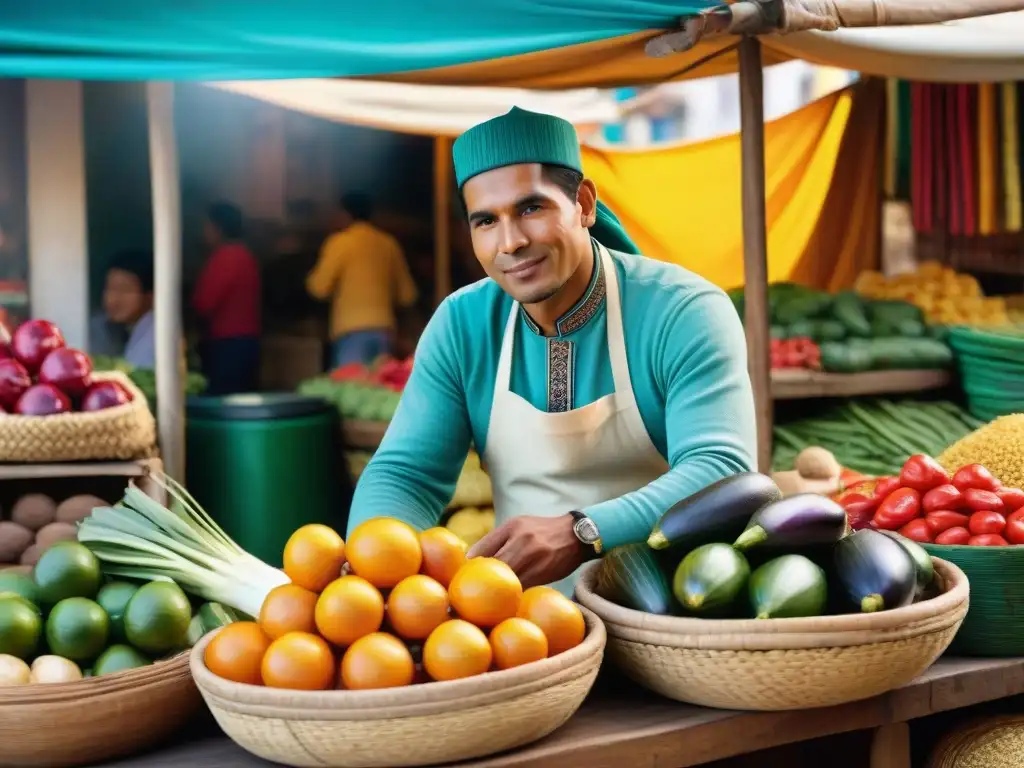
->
[104, 656, 1024, 768]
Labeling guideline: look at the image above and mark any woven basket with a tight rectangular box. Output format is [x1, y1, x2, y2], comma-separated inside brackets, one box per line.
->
[929, 715, 1024, 767]
[0, 651, 200, 768]
[575, 557, 968, 711]
[190, 607, 606, 768]
[0, 372, 156, 462]
[922, 543, 1024, 657]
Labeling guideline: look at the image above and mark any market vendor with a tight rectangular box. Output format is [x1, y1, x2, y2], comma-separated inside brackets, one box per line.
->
[348, 107, 756, 596]
[90, 249, 155, 368]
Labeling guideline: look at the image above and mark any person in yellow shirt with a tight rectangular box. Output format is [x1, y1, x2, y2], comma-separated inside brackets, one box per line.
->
[306, 192, 419, 368]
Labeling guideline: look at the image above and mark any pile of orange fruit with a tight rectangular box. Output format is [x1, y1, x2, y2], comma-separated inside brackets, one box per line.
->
[204, 518, 587, 691]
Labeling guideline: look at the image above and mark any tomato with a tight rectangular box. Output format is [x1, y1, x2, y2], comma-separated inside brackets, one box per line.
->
[870, 488, 922, 531]
[839, 469, 869, 490]
[837, 492, 878, 530]
[899, 455, 950, 492]
[969, 534, 1009, 547]
[997, 488, 1024, 512]
[871, 476, 902, 502]
[934, 526, 971, 545]
[1009, 509, 1024, 525]
[898, 518, 933, 543]
[963, 488, 1004, 512]
[968, 510, 1007, 536]
[924, 510, 970, 535]
[952, 464, 1002, 493]
[1005, 519, 1024, 545]
[921, 484, 964, 514]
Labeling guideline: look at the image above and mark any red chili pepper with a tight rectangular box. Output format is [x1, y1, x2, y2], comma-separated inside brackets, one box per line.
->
[952, 464, 1002, 493]
[898, 518, 933, 543]
[1009, 509, 1024, 525]
[921, 484, 964, 514]
[1005, 519, 1024, 545]
[837, 492, 879, 530]
[969, 510, 1007, 536]
[997, 488, 1024, 512]
[899, 454, 951, 492]
[871, 476, 902, 502]
[934, 526, 971, 545]
[871, 488, 922, 531]
[924, 510, 970, 535]
[969, 534, 1009, 546]
[964, 488, 1004, 512]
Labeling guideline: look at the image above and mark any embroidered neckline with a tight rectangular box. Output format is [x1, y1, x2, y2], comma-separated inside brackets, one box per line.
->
[521, 240, 606, 338]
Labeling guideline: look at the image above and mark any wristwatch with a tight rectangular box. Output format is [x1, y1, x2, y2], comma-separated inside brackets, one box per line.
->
[569, 511, 603, 557]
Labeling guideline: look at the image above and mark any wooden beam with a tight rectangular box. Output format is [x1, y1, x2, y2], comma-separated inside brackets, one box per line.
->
[433, 136, 453, 306]
[738, 37, 773, 473]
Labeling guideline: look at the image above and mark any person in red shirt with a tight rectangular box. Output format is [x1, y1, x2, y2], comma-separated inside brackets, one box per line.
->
[192, 201, 262, 395]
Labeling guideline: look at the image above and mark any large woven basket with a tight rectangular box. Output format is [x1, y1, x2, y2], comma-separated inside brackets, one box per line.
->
[928, 715, 1024, 767]
[0, 371, 156, 462]
[0, 651, 200, 767]
[922, 543, 1024, 657]
[575, 557, 968, 711]
[191, 607, 606, 768]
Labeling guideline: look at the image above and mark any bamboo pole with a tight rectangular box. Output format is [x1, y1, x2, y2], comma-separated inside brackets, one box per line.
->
[147, 82, 186, 480]
[738, 37, 773, 473]
[433, 136, 453, 305]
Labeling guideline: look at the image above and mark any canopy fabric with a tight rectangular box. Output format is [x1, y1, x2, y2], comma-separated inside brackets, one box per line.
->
[581, 80, 881, 291]
[206, 79, 622, 137]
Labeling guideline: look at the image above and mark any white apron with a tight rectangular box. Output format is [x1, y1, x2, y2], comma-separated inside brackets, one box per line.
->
[482, 244, 669, 597]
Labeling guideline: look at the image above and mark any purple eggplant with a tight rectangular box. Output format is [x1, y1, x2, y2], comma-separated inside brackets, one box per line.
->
[833, 529, 917, 613]
[732, 494, 848, 552]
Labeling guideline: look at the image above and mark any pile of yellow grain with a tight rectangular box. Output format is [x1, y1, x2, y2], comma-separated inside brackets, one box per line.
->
[938, 414, 1024, 490]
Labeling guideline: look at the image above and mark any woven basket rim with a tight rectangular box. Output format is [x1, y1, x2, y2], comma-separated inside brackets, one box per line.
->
[575, 556, 968, 637]
[191, 605, 605, 710]
[0, 649, 188, 704]
[0, 371, 149, 423]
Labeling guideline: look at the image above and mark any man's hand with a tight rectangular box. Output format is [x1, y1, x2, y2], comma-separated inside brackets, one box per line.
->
[467, 514, 585, 589]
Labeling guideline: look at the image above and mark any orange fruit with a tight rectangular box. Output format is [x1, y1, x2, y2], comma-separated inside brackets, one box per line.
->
[419, 527, 467, 588]
[261, 631, 336, 690]
[448, 557, 523, 628]
[283, 524, 346, 592]
[386, 574, 450, 641]
[203, 621, 271, 686]
[346, 518, 423, 589]
[258, 584, 318, 640]
[517, 586, 586, 655]
[489, 618, 548, 670]
[315, 575, 385, 646]
[340, 632, 415, 690]
[422, 619, 492, 682]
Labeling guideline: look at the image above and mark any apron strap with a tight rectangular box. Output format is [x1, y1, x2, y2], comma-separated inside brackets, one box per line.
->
[495, 298, 519, 392]
[598, 244, 637, 408]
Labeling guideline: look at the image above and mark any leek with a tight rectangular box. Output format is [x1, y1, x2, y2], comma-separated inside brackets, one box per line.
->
[77, 473, 289, 618]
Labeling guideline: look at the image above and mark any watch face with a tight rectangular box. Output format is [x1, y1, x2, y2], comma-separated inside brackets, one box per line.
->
[574, 517, 599, 544]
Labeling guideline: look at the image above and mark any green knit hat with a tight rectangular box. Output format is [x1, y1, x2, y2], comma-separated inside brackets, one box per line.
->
[452, 107, 640, 255]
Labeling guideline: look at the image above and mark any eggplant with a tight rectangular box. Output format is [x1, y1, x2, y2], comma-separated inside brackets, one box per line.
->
[833, 529, 917, 613]
[672, 544, 750, 616]
[877, 530, 934, 595]
[748, 555, 828, 619]
[732, 494, 848, 552]
[594, 543, 673, 615]
[648, 472, 781, 551]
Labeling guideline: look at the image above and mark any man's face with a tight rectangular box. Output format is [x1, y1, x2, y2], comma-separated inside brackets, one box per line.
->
[462, 164, 590, 305]
[103, 269, 150, 325]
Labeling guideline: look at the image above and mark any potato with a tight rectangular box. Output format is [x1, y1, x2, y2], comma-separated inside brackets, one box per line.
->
[19, 545, 41, 567]
[0, 522, 34, 564]
[10, 494, 56, 531]
[55, 495, 108, 524]
[35, 522, 78, 551]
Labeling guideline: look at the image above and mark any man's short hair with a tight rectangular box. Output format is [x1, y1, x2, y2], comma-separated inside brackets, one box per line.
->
[108, 249, 154, 293]
[207, 201, 245, 240]
[341, 192, 374, 221]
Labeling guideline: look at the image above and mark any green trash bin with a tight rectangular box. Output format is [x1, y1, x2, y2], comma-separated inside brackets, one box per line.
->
[185, 393, 349, 567]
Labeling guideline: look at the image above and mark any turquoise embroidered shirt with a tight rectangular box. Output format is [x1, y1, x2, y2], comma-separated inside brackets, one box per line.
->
[347, 247, 757, 552]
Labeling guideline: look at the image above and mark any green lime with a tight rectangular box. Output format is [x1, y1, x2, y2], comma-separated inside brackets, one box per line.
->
[33, 542, 102, 605]
[96, 581, 139, 643]
[0, 572, 40, 607]
[93, 644, 150, 677]
[123, 582, 192, 655]
[0, 595, 42, 660]
[45, 597, 109, 663]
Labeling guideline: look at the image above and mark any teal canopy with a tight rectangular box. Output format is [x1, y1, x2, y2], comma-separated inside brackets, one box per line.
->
[0, 2, 716, 80]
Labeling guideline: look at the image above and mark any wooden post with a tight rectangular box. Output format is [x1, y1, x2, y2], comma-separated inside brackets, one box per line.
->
[147, 82, 186, 481]
[869, 722, 911, 768]
[433, 136, 453, 306]
[738, 37, 773, 473]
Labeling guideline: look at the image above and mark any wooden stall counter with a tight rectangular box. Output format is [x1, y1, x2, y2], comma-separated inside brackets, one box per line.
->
[104, 656, 1024, 768]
